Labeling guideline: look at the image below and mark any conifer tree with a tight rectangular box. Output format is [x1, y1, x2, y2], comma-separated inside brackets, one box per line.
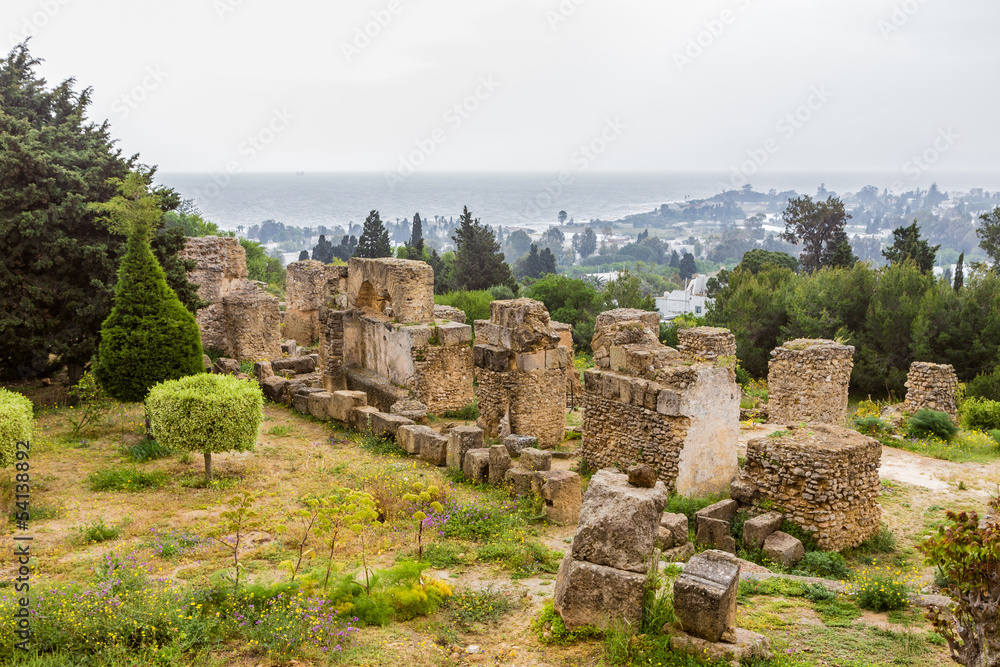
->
[451, 206, 513, 290]
[954, 252, 965, 292]
[409, 212, 425, 255]
[355, 210, 392, 258]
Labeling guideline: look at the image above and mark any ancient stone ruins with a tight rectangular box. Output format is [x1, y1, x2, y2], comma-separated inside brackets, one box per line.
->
[767, 338, 854, 425]
[902, 361, 959, 420]
[581, 310, 741, 497]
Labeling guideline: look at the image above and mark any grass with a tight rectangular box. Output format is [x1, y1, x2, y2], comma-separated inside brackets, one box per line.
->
[441, 403, 480, 420]
[122, 437, 172, 462]
[447, 585, 520, 630]
[266, 424, 293, 437]
[87, 466, 169, 492]
[880, 429, 1000, 463]
[73, 519, 122, 545]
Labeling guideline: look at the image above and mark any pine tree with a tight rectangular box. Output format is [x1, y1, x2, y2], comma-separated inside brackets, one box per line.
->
[312, 234, 334, 263]
[451, 206, 513, 290]
[882, 220, 939, 273]
[954, 252, 965, 292]
[91, 173, 204, 402]
[679, 252, 697, 281]
[355, 210, 392, 258]
[298, 250, 310, 261]
[409, 212, 425, 255]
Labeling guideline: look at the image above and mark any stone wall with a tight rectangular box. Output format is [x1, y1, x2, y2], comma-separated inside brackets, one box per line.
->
[903, 362, 959, 419]
[180, 236, 281, 361]
[552, 320, 584, 405]
[740, 423, 881, 551]
[433, 304, 466, 324]
[284, 260, 345, 345]
[347, 257, 435, 323]
[414, 335, 475, 414]
[677, 327, 736, 362]
[473, 299, 567, 448]
[767, 339, 854, 425]
[582, 311, 740, 497]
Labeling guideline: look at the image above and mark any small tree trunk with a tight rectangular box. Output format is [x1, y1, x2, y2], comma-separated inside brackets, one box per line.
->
[204, 451, 213, 483]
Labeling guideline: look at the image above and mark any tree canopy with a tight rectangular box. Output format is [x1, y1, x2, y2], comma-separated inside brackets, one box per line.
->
[355, 210, 392, 258]
[451, 206, 513, 291]
[882, 220, 940, 273]
[781, 195, 854, 273]
[977, 206, 1000, 265]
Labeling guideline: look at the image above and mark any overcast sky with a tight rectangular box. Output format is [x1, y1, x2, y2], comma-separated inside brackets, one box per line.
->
[5, 0, 998, 175]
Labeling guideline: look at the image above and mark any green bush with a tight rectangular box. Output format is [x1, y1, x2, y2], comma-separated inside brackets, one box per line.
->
[88, 466, 168, 492]
[960, 398, 1000, 432]
[854, 574, 908, 612]
[434, 290, 493, 324]
[146, 373, 263, 483]
[74, 519, 122, 544]
[124, 437, 172, 462]
[0, 388, 33, 468]
[93, 219, 205, 403]
[442, 403, 480, 420]
[907, 409, 958, 441]
[793, 551, 851, 580]
[854, 415, 889, 435]
[966, 366, 1000, 401]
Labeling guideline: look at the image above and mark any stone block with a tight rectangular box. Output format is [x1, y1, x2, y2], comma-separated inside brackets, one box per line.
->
[729, 479, 759, 504]
[447, 426, 484, 470]
[695, 516, 736, 554]
[329, 390, 367, 423]
[520, 447, 552, 472]
[271, 356, 316, 374]
[253, 360, 274, 379]
[763, 531, 804, 567]
[572, 469, 670, 573]
[668, 627, 772, 665]
[307, 391, 333, 421]
[260, 376, 289, 403]
[656, 389, 681, 416]
[473, 344, 511, 372]
[743, 511, 783, 551]
[553, 554, 647, 631]
[397, 424, 433, 455]
[545, 346, 568, 370]
[202, 354, 212, 372]
[662, 542, 695, 562]
[437, 321, 473, 346]
[214, 358, 241, 375]
[369, 412, 414, 438]
[488, 445, 512, 486]
[540, 471, 582, 525]
[659, 512, 689, 549]
[516, 351, 546, 372]
[417, 433, 448, 466]
[673, 550, 739, 642]
[350, 406, 380, 432]
[292, 393, 311, 414]
[503, 434, 537, 457]
[504, 467, 535, 496]
[628, 464, 657, 488]
[391, 400, 427, 421]
[463, 448, 491, 484]
[695, 499, 739, 522]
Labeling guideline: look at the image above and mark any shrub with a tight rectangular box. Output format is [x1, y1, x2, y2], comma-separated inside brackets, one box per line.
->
[68, 371, 113, 438]
[124, 437, 172, 462]
[793, 551, 851, 580]
[961, 397, 1000, 432]
[851, 571, 909, 612]
[434, 290, 493, 324]
[74, 519, 122, 544]
[146, 374, 263, 483]
[854, 415, 889, 435]
[966, 366, 1000, 401]
[0, 388, 32, 468]
[88, 466, 168, 492]
[442, 403, 480, 420]
[92, 176, 205, 402]
[906, 409, 958, 441]
[532, 601, 602, 644]
[854, 397, 883, 419]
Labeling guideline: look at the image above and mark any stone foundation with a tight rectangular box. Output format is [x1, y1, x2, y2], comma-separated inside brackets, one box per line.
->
[677, 327, 736, 362]
[767, 339, 854, 425]
[740, 423, 881, 551]
[903, 362, 958, 420]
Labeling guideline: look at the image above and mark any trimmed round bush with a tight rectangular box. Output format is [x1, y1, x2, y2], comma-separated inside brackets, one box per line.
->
[146, 374, 263, 482]
[0, 388, 33, 468]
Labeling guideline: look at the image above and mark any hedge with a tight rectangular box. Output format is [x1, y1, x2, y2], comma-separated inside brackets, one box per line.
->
[146, 374, 263, 482]
[0, 389, 33, 468]
[960, 397, 1000, 433]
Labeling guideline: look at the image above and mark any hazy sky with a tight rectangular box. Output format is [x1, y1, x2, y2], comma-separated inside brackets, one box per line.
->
[5, 0, 997, 176]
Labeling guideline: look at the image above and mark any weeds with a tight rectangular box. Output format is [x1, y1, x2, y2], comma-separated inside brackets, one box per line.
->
[448, 586, 520, 630]
[123, 437, 172, 462]
[73, 519, 122, 545]
[88, 466, 168, 492]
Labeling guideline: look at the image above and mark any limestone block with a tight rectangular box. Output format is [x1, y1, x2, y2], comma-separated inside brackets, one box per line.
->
[391, 400, 427, 421]
[271, 356, 317, 375]
[350, 406, 380, 432]
[553, 554, 647, 631]
[417, 433, 448, 466]
[696, 500, 739, 522]
[292, 393, 311, 414]
[347, 257, 435, 323]
[504, 467, 534, 496]
[743, 511, 784, 551]
[662, 542, 695, 562]
[540, 471, 582, 525]
[489, 299, 560, 353]
[763, 532, 804, 567]
[433, 304, 466, 324]
[473, 344, 511, 372]
[398, 424, 433, 455]
[520, 448, 552, 472]
[628, 464, 658, 488]
[370, 412, 414, 438]
[447, 426, 484, 470]
[571, 469, 670, 573]
[437, 321, 473, 346]
[307, 391, 333, 421]
[488, 445, 512, 486]
[329, 391, 367, 423]
[253, 360, 274, 379]
[695, 517, 736, 554]
[503, 434, 537, 457]
[260, 376, 289, 403]
[729, 479, 759, 504]
[660, 513, 689, 550]
[516, 351, 546, 372]
[673, 550, 739, 642]
[656, 389, 681, 416]
[463, 448, 491, 484]
[668, 627, 772, 665]
[545, 346, 568, 370]
[214, 358, 241, 375]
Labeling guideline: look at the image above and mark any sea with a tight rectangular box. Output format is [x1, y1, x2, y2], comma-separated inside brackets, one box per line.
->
[157, 171, 1000, 235]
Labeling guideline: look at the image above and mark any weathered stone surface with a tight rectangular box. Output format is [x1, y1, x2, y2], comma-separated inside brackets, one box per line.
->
[350, 406, 380, 432]
[668, 627, 772, 665]
[673, 550, 740, 642]
[553, 554, 647, 631]
[347, 257, 435, 323]
[369, 412, 414, 438]
[695, 516, 736, 554]
[417, 432, 448, 466]
[271, 356, 317, 375]
[768, 339, 854, 425]
[729, 479, 759, 504]
[463, 449, 491, 484]
[390, 399, 427, 421]
[520, 448, 552, 472]
[447, 426, 484, 471]
[743, 511, 784, 551]
[329, 390, 367, 423]
[763, 531, 804, 567]
[659, 512, 689, 549]
[260, 376, 289, 403]
[504, 467, 534, 496]
[628, 463, 657, 488]
[903, 361, 959, 420]
[202, 354, 212, 372]
[503, 434, 537, 457]
[253, 360, 274, 380]
[292, 393, 311, 414]
[214, 358, 241, 375]
[662, 542, 696, 562]
[488, 445, 512, 486]
[676, 327, 737, 363]
[540, 471, 582, 525]
[306, 391, 333, 421]
[697, 500, 739, 522]
[572, 469, 669, 573]
[433, 304, 466, 324]
[398, 424, 433, 455]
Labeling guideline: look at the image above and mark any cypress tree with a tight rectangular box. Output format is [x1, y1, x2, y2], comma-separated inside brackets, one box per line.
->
[451, 206, 513, 290]
[355, 210, 392, 258]
[92, 174, 204, 402]
[409, 212, 425, 254]
[954, 252, 964, 292]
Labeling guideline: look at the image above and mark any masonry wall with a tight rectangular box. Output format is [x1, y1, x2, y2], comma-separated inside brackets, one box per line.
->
[284, 260, 342, 345]
[903, 362, 959, 419]
[347, 257, 435, 323]
[414, 341, 475, 414]
[676, 327, 736, 362]
[768, 339, 854, 425]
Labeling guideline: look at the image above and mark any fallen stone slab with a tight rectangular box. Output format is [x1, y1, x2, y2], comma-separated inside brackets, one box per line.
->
[329, 390, 367, 423]
[488, 445, 512, 486]
[763, 531, 804, 567]
[696, 516, 736, 554]
[668, 627, 772, 666]
[673, 550, 740, 643]
[397, 425, 433, 455]
[743, 511, 783, 551]
[463, 448, 491, 484]
[504, 467, 534, 496]
[307, 391, 333, 421]
[553, 554, 647, 631]
[503, 434, 537, 457]
[369, 412, 414, 438]
[520, 447, 552, 472]
[659, 512, 689, 550]
[448, 426, 484, 471]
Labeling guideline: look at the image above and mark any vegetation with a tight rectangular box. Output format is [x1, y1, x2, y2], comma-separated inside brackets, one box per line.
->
[781, 195, 856, 272]
[0, 388, 33, 468]
[451, 206, 514, 291]
[146, 373, 263, 483]
[433, 290, 493, 324]
[961, 398, 1000, 432]
[906, 409, 959, 442]
[88, 466, 169, 492]
[355, 209, 393, 258]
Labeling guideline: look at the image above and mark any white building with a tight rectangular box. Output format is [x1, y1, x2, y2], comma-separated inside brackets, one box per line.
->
[656, 274, 713, 320]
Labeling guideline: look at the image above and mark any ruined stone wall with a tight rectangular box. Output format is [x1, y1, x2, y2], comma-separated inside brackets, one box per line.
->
[677, 327, 736, 362]
[592, 309, 661, 370]
[433, 304, 466, 324]
[552, 321, 584, 404]
[740, 423, 881, 551]
[768, 339, 854, 425]
[903, 362, 958, 419]
[223, 290, 281, 361]
[318, 308, 347, 392]
[347, 257, 434, 323]
[284, 260, 343, 345]
[414, 337, 475, 414]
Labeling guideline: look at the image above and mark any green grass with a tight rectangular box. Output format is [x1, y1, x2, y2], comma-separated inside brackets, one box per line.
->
[266, 424, 292, 437]
[441, 403, 480, 420]
[882, 429, 1000, 463]
[73, 519, 122, 545]
[814, 598, 863, 627]
[447, 585, 520, 630]
[356, 431, 408, 458]
[122, 437, 172, 462]
[88, 466, 169, 492]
